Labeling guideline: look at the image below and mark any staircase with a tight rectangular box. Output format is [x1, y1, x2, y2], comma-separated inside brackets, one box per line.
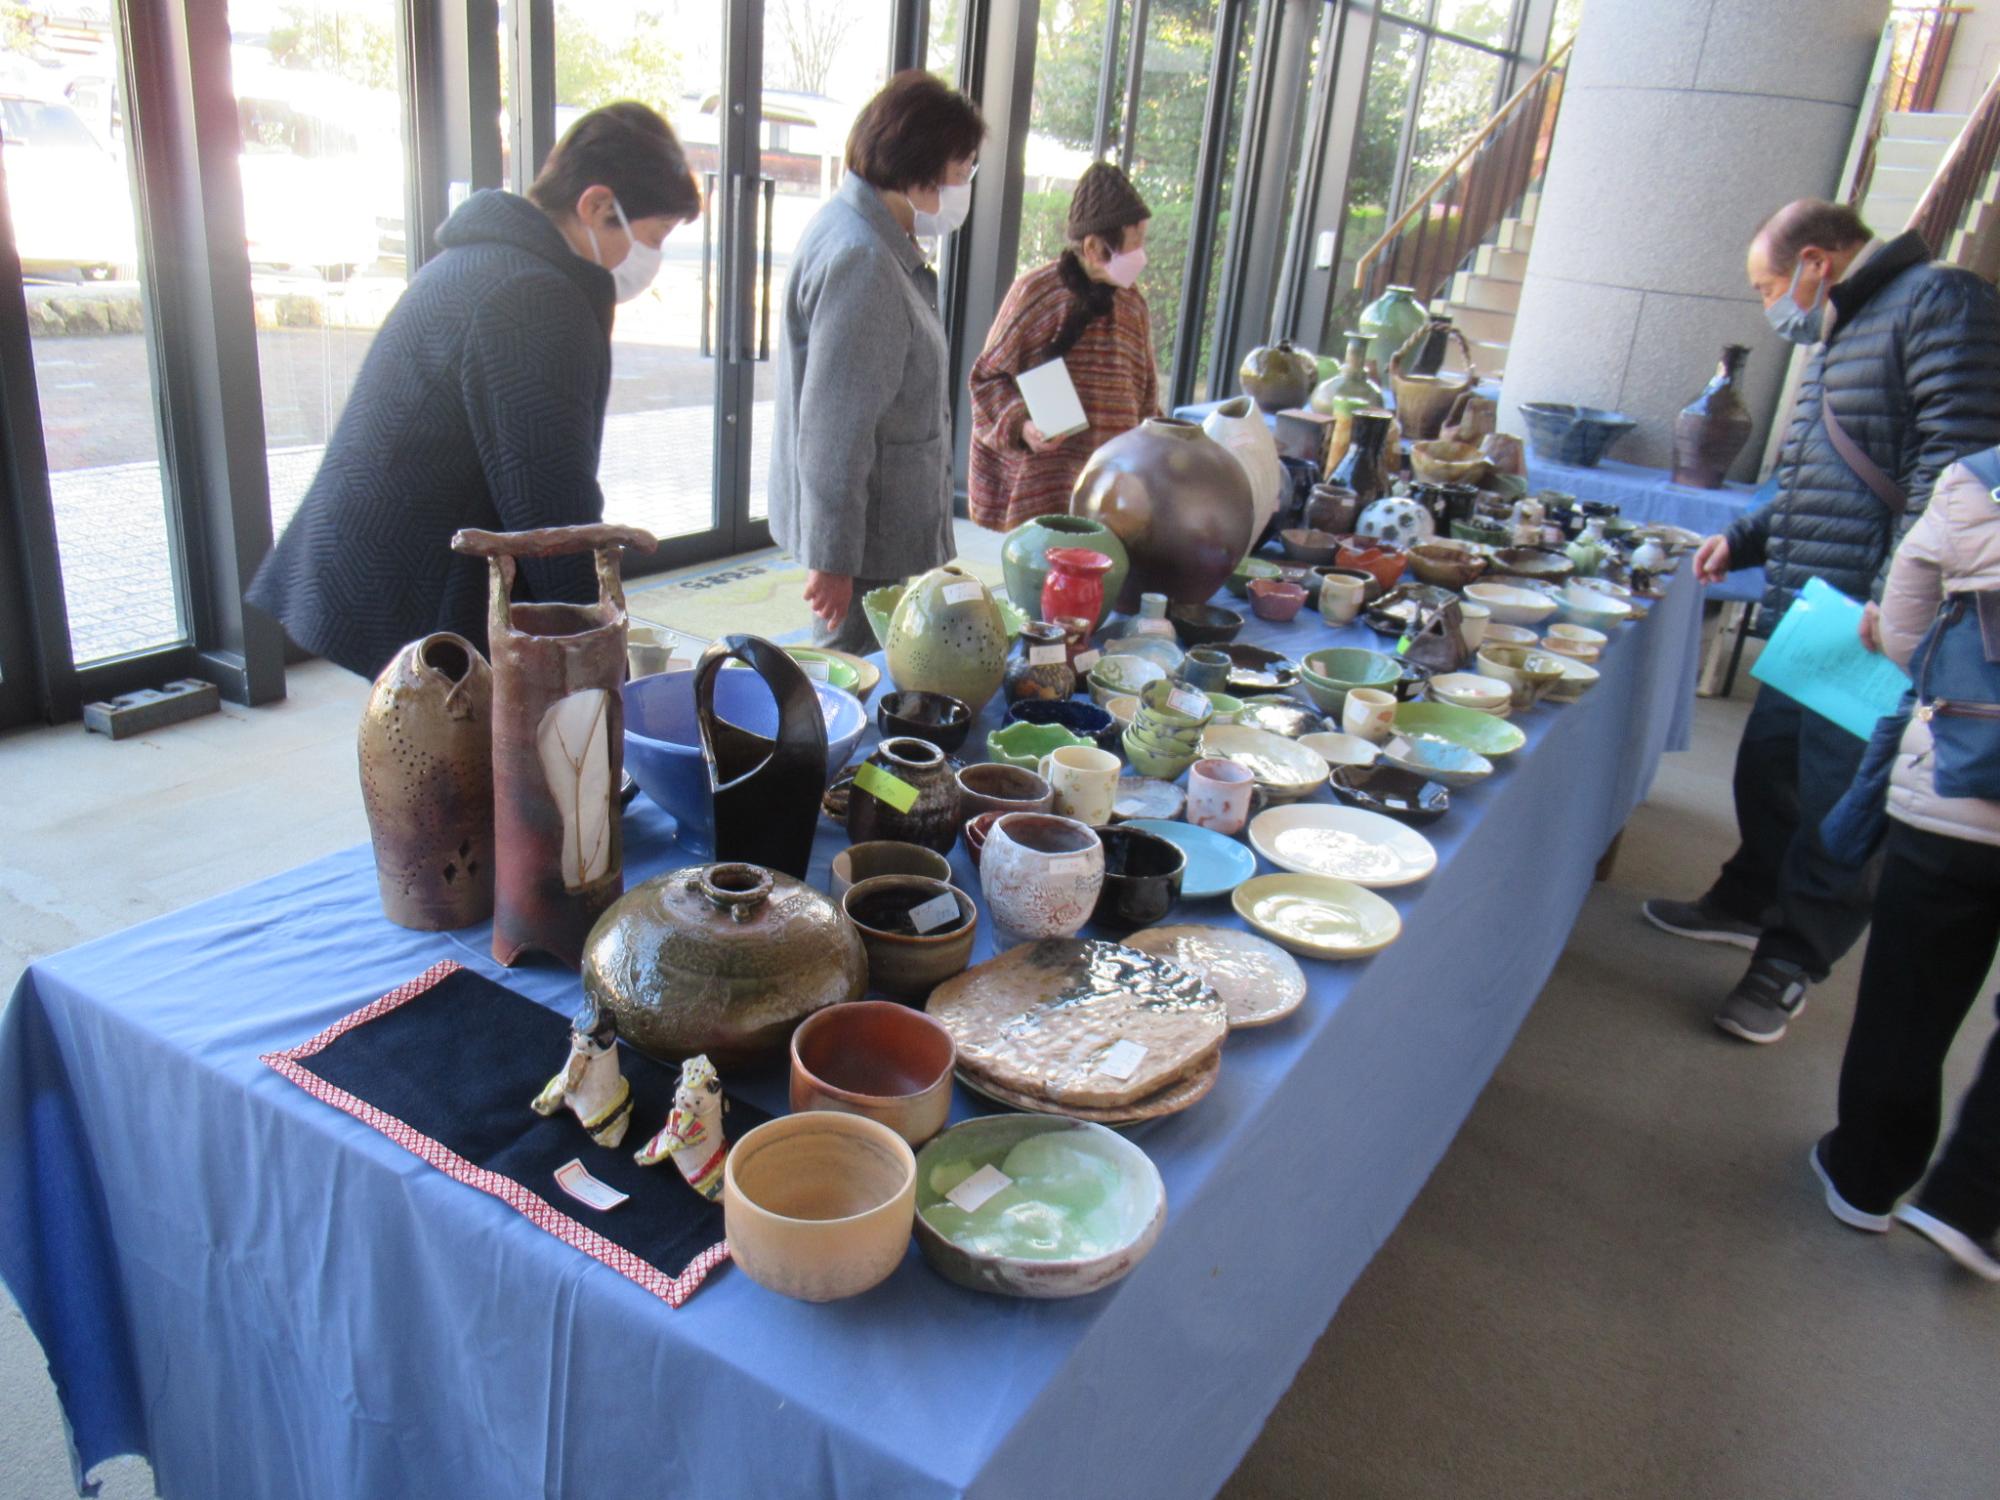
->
[1860, 109, 1967, 240]
[1439, 189, 1542, 380]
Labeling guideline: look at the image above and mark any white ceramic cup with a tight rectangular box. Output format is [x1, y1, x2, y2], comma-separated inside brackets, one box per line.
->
[1318, 573, 1368, 626]
[1186, 757, 1256, 836]
[979, 813, 1106, 947]
[1343, 686, 1398, 744]
[1456, 599, 1491, 653]
[1036, 744, 1120, 827]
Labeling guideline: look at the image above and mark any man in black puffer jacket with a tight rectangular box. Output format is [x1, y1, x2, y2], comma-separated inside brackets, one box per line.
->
[1645, 199, 2000, 1044]
[248, 104, 700, 680]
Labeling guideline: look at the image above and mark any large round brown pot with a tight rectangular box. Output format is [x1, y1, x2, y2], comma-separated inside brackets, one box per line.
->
[582, 862, 867, 1066]
[1070, 417, 1256, 611]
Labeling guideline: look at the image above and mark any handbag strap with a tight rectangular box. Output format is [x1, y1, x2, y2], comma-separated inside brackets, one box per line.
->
[1821, 400, 1906, 518]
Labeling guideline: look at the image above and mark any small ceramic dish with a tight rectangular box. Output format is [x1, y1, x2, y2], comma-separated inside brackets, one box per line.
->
[1334, 536, 1410, 593]
[1490, 546, 1576, 585]
[1121, 726, 1199, 781]
[831, 840, 953, 901]
[782, 647, 861, 693]
[1088, 654, 1167, 705]
[1476, 645, 1568, 709]
[1119, 818, 1258, 899]
[1205, 691, 1244, 724]
[876, 689, 973, 753]
[1111, 776, 1186, 822]
[1464, 581, 1558, 628]
[1168, 602, 1246, 646]
[1425, 670, 1512, 714]
[723, 1112, 916, 1302]
[1090, 824, 1187, 931]
[1231, 872, 1403, 959]
[1248, 578, 1309, 622]
[1099, 634, 1185, 673]
[1279, 526, 1343, 566]
[956, 761, 1055, 820]
[1198, 724, 1329, 803]
[961, 809, 1003, 868]
[1300, 646, 1401, 716]
[1379, 732, 1492, 789]
[1328, 763, 1450, 824]
[912, 1115, 1165, 1298]
[841, 875, 978, 1003]
[1104, 693, 1142, 729]
[986, 721, 1095, 770]
[1138, 677, 1218, 729]
[1300, 730, 1380, 770]
[1482, 621, 1540, 650]
[1226, 556, 1283, 599]
[1545, 622, 1608, 657]
[1230, 701, 1328, 740]
[1004, 697, 1120, 753]
[1406, 540, 1489, 590]
[1391, 700, 1527, 757]
[1247, 803, 1438, 887]
[790, 999, 958, 1146]
[1217, 643, 1302, 695]
[1559, 585, 1635, 632]
[1544, 654, 1601, 703]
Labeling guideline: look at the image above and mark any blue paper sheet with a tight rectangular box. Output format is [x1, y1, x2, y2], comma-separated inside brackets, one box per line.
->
[1750, 576, 1911, 738]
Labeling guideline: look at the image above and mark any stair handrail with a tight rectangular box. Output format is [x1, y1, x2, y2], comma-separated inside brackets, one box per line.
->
[1848, 5, 1971, 209]
[1352, 36, 1572, 302]
[1909, 58, 2000, 254]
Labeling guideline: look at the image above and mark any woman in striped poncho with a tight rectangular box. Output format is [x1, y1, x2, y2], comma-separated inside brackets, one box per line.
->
[968, 162, 1161, 533]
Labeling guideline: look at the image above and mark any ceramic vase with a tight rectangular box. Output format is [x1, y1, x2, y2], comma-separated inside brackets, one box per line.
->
[847, 736, 963, 853]
[357, 631, 495, 930]
[978, 812, 1106, 947]
[1238, 338, 1317, 413]
[1672, 343, 1753, 489]
[1040, 546, 1114, 628]
[1000, 513, 1130, 631]
[1310, 331, 1384, 416]
[582, 861, 867, 1065]
[1328, 407, 1394, 509]
[1003, 620, 1079, 705]
[1565, 518, 1610, 578]
[885, 564, 1009, 712]
[693, 634, 828, 880]
[1358, 285, 1427, 375]
[1071, 418, 1256, 611]
[452, 522, 658, 968]
[1389, 322, 1477, 441]
[1201, 395, 1284, 551]
[1305, 483, 1360, 536]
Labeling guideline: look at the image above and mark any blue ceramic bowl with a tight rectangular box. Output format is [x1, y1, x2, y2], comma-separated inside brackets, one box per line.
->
[1003, 697, 1120, 752]
[624, 669, 865, 851]
[1519, 402, 1638, 468]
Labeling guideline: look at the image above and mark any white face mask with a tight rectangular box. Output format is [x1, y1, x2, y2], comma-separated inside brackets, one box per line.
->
[585, 197, 662, 303]
[913, 180, 973, 239]
[1103, 246, 1147, 288]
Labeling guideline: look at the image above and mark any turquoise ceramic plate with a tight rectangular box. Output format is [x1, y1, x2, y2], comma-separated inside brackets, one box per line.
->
[1121, 819, 1258, 900]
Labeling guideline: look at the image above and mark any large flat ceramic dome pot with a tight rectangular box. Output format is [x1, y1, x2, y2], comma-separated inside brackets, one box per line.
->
[1072, 418, 1256, 611]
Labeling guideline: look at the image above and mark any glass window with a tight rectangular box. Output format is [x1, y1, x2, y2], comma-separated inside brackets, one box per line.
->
[1433, 0, 1516, 49]
[1402, 39, 1504, 206]
[6, 17, 179, 664]
[928, 0, 965, 82]
[229, 2, 410, 545]
[1325, 19, 1420, 342]
[1551, 0, 1586, 48]
[1009, 0, 1109, 288]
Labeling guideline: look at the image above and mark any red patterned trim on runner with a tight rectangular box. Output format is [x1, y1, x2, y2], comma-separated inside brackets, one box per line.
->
[259, 961, 730, 1308]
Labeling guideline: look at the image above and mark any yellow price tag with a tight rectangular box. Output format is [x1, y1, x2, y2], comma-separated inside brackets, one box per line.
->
[853, 761, 919, 813]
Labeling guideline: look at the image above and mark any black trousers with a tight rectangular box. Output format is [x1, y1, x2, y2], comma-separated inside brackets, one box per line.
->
[1825, 821, 2000, 1239]
[1705, 683, 1876, 979]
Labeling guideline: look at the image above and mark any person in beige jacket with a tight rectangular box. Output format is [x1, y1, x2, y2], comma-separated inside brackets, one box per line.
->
[1811, 458, 2000, 1280]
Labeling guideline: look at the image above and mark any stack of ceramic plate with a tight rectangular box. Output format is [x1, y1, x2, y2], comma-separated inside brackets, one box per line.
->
[1198, 723, 1329, 803]
[1088, 654, 1167, 706]
[1122, 679, 1215, 780]
[927, 938, 1229, 1124]
[1122, 925, 1307, 1029]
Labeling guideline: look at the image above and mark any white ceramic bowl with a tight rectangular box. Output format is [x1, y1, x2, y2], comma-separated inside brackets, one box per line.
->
[1558, 585, 1634, 632]
[1464, 581, 1559, 628]
[1482, 621, 1540, 650]
[1299, 730, 1381, 769]
[1426, 671, 1512, 714]
[1545, 654, 1601, 702]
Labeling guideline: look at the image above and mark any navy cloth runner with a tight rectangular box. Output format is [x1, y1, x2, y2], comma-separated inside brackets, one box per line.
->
[262, 960, 769, 1306]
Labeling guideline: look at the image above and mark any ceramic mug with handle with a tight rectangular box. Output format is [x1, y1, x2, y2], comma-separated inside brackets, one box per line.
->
[1317, 571, 1369, 627]
[1343, 686, 1397, 743]
[1036, 744, 1121, 827]
[1186, 757, 1255, 835]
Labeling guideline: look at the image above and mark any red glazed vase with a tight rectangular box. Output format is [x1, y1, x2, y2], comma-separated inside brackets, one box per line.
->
[1041, 547, 1115, 627]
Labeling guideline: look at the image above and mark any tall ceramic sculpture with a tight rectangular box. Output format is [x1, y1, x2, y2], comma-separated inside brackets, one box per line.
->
[357, 631, 495, 930]
[452, 522, 658, 968]
[693, 634, 827, 880]
[1201, 396, 1283, 554]
[1070, 417, 1255, 610]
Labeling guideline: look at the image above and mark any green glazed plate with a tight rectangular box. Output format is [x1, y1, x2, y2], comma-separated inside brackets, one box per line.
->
[783, 647, 861, 693]
[1391, 700, 1527, 758]
[986, 721, 1094, 769]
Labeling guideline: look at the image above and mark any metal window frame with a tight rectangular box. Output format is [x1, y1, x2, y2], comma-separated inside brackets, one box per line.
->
[1114, 0, 1152, 174]
[402, 0, 504, 275]
[509, 0, 557, 193]
[892, 0, 933, 72]
[1091, 0, 1126, 160]
[1167, 0, 1250, 411]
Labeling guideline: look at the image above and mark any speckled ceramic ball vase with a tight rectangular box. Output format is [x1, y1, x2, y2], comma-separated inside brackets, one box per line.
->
[885, 564, 1010, 712]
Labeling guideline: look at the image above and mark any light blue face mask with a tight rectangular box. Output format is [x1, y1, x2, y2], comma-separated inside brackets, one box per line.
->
[1766, 257, 1825, 345]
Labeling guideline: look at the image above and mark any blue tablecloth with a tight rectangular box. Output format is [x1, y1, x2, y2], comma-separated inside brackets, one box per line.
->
[1, 568, 1702, 1500]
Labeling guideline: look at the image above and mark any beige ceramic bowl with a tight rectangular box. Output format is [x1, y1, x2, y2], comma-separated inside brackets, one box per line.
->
[1544, 624, 1607, 662]
[723, 1111, 917, 1302]
[1464, 581, 1558, 628]
[790, 1000, 957, 1146]
[1427, 671, 1512, 714]
[1104, 693, 1142, 729]
[1475, 646, 1567, 709]
[1482, 621, 1539, 650]
[831, 841, 953, 902]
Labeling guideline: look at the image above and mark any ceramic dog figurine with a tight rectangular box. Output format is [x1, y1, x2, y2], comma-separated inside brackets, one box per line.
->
[632, 1054, 728, 1199]
[531, 1005, 633, 1149]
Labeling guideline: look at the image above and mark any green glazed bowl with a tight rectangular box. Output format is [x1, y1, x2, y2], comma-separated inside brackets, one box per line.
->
[1390, 700, 1527, 757]
[1299, 646, 1401, 716]
[1205, 691, 1243, 724]
[1226, 557, 1283, 600]
[986, 721, 1095, 769]
[1122, 724, 1198, 780]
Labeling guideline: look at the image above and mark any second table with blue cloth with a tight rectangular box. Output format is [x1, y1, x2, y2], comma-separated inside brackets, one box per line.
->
[0, 566, 1704, 1500]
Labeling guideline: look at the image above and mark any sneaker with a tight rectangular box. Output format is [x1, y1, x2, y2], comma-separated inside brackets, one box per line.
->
[1810, 1136, 1891, 1232]
[1895, 1203, 2000, 1281]
[1643, 896, 1763, 950]
[1712, 958, 1809, 1044]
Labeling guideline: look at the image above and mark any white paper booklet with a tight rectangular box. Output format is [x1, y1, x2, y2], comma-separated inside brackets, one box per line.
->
[1015, 358, 1089, 442]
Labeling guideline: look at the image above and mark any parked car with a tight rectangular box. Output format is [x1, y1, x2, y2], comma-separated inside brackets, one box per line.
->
[0, 91, 136, 280]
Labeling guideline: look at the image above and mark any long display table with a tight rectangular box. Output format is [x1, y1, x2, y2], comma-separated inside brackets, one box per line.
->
[1, 566, 1701, 1500]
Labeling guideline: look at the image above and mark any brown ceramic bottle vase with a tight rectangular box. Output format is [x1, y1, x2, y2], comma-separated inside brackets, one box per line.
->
[357, 631, 495, 929]
[846, 736, 963, 854]
[1672, 343, 1753, 489]
[451, 522, 659, 968]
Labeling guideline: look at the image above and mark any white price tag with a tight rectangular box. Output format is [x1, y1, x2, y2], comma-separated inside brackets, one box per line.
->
[942, 580, 985, 606]
[554, 1159, 629, 1212]
[1028, 644, 1067, 666]
[1050, 855, 1090, 875]
[1168, 687, 1211, 719]
[1073, 649, 1101, 674]
[800, 657, 831, 682]
[907, 891, 962, 934]
[945, 1163, 1014, 1213]
[1097, 1039, 1150, 1080]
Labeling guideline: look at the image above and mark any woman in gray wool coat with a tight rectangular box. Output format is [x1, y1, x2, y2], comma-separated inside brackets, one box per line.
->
[767, 71, 985, 652]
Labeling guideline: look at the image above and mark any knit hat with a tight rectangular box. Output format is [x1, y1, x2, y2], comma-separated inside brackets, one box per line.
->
[1067, 162, 1151, 244]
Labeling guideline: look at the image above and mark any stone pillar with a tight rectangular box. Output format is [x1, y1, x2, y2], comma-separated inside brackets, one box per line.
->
[1497, 0, 1889, 479]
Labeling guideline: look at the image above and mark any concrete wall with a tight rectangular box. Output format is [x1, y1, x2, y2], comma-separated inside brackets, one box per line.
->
[1497, 0, 1890, 480]
[1934, 7, 2000, 117]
